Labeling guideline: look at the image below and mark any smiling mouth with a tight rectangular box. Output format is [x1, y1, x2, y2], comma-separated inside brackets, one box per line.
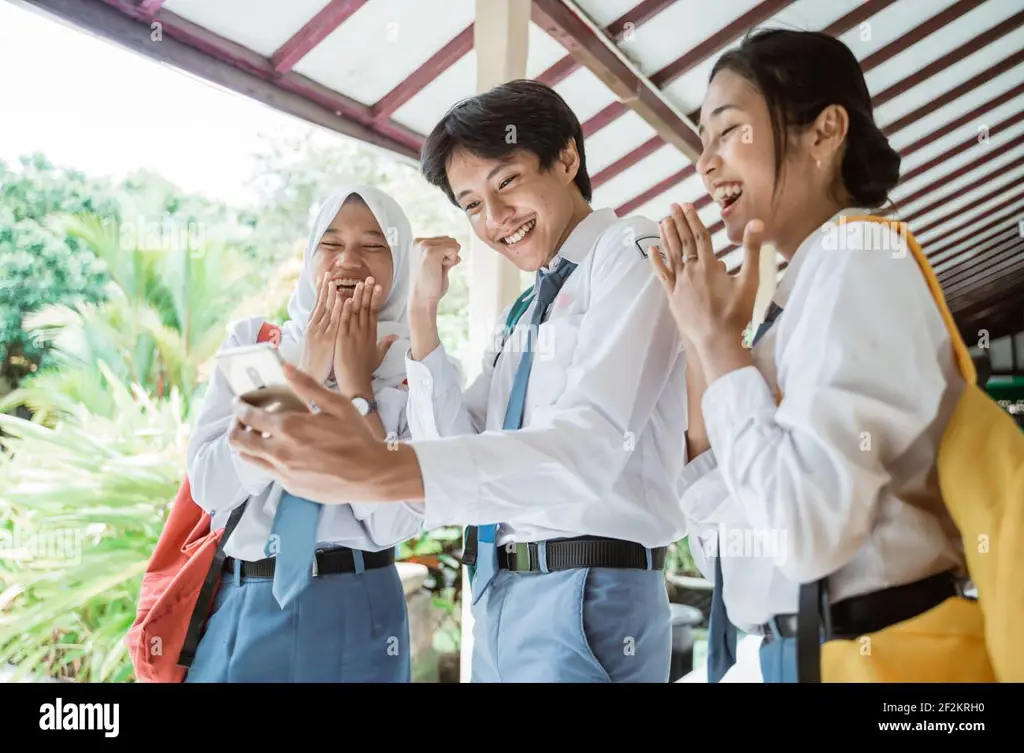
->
[500, 218, 536, 245]
[330, 277, 363, 292]
[713, 182, 743, 212]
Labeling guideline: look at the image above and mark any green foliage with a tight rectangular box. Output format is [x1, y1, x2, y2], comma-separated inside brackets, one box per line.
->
[0, 155, 114, 380]
[0, 371, 187, 682]
[665, 538, 699, 576]
[0, 134, 479, 682]
[1, 214, 252, 423]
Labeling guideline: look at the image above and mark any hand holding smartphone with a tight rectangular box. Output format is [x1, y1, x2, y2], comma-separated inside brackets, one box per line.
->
[216, 342, 311, 414]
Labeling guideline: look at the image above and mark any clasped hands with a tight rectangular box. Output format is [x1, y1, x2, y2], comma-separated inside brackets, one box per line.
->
[648, 202, 765, 381]
[300, 273, 398, 397]
[227, 274, 418, 505]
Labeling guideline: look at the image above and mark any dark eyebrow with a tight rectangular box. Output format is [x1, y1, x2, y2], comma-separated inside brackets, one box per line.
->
[455, 156, 517, 201]
[697, 104, 740, 135]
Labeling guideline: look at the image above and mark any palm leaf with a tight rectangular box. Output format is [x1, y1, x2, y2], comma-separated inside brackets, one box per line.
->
[0, 371, 186, 682]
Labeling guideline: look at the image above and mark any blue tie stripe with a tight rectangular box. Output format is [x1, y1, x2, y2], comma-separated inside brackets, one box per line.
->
[471, 259, 578, 599]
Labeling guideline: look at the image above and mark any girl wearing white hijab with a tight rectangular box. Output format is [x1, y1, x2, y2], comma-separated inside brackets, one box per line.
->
[184, 185, 425, 683]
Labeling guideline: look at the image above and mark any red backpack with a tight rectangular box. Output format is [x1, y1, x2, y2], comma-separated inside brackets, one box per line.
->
[124, 321, 279, 682]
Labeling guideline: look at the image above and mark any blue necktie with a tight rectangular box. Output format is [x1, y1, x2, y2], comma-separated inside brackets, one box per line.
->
[266, 490, 322, 608]
[470, 259, 578, 599]
[706, 301, 782, 681]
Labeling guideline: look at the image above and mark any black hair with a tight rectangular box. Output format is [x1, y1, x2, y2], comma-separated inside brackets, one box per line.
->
[420, 79, 591, 206]
[709, 28, 900, 209]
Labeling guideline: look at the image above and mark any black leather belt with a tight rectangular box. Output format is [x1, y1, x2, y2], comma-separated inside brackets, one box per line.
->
[494, 535, 667, 573]
[760, 570, 960, 642]
[223, 546, 395, 578]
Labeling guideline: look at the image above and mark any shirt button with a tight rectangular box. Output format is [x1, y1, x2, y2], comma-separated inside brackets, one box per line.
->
[421, 378, 431, 387]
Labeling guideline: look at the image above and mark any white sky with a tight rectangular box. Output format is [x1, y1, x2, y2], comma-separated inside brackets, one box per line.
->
[0, 0, 319, 206]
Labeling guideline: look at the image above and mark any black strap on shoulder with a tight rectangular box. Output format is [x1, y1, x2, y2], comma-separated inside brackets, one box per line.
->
[177, 501, 247, 668]
[180, 321, 274, 668]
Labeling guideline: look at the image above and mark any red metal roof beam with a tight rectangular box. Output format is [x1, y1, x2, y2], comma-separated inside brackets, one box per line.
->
[532, 0, 702, 161]
[90, 0, 422, 158]
[134, 0, 166, 16]
[535, 0, 675, 88]
[586, 0, 799, 144]
[607, 0, 900, 223]
[948, 262, 1024, 309]
[939, 235, 1024, 287]
[935, 226, 1021, 275]
[882, 49, 1024, 136]
[371, 24, 475, 122]
[270, 0, 369, 74]
[871, 6, 1024, 109]
[887, 132, 1024, 217]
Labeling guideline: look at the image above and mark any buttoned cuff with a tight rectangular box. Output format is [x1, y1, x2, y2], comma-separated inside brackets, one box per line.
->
[701, 365, 777, 455]
[404, 344, 448, 391]
[410, 437, 481, 530]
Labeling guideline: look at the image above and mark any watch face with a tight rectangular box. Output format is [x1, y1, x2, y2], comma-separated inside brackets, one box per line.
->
[352, 397, 369, 416]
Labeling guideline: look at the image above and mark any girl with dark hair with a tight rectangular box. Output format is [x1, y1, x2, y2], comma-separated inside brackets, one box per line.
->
[650, 29, 969, 683]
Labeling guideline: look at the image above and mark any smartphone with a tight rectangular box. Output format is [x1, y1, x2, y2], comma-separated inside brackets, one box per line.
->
[215, 342, 310, 413]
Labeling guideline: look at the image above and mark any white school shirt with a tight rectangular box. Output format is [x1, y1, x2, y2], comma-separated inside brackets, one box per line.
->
[401, 208, 690, 548]
[678, 207, 967, 631]
[186, 316, 425, 562]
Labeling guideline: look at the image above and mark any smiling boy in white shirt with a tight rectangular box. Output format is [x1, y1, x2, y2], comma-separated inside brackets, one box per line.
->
[227, 79, 691, 683]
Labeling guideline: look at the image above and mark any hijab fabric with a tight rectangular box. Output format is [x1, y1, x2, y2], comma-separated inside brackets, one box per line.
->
[277, 185, 413, 392]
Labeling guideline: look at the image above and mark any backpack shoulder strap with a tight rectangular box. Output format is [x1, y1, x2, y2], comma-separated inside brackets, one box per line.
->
[841, 215, 976, 385]
[257, 321, 282, 347]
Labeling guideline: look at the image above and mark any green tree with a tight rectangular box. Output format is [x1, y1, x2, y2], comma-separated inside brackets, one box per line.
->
[0, 154, 115, 395]
[1, 213, 253, 424]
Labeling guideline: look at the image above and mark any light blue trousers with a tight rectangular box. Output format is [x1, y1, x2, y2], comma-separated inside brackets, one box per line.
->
[470, 567, 671, 682]
[184, 560, 411, 683]
[758, 636, 799, 683]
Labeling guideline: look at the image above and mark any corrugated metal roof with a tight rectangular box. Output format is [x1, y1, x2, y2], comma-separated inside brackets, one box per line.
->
[25, 0, 1024, 339]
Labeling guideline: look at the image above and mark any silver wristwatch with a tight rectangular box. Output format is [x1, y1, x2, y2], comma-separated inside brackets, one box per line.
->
[351, 396, 378, 416]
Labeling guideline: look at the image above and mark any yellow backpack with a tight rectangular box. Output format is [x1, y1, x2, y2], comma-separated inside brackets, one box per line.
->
[813, 215, 1024, 683]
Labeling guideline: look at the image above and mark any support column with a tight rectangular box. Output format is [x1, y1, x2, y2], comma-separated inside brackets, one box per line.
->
[466, 0, 531, 370]
[459, 0, 531, 684]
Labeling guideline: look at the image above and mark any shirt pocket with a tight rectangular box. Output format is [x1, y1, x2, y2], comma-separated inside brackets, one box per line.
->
[527, 314, 583, 411]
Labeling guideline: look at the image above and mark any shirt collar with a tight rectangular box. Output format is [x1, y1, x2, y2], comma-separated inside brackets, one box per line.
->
[771, 206, 870, 309]
[540, 207, 618, 274]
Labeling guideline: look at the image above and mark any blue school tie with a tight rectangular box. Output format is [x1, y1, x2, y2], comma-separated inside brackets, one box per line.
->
[706, 301, 782, 682]
[266, 490, 322, 608]
[470, 258, 578, 598]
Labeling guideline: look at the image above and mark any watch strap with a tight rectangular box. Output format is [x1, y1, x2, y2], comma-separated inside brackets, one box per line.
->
[354, 396, 378, 415]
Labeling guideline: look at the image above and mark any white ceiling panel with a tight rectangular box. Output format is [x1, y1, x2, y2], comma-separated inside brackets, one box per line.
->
[164, 0, 332, 57]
